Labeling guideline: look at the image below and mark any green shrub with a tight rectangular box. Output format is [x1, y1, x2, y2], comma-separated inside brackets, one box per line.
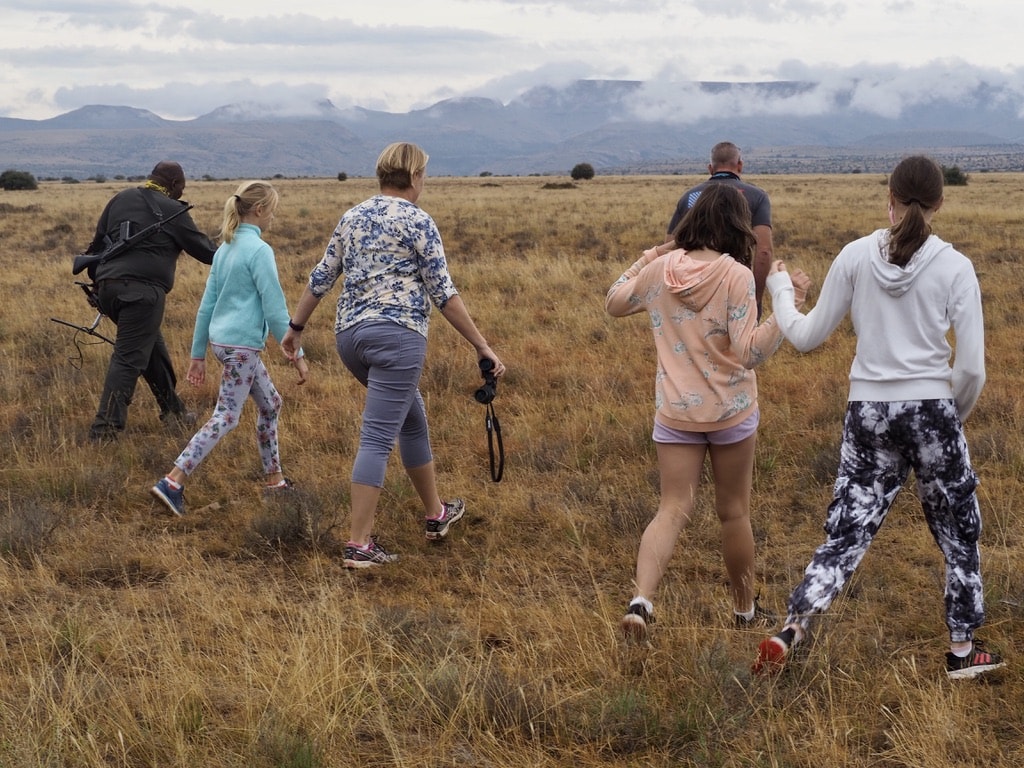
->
[0, 169, 38, 190]
[570, 163, 595, 181]
[942, 165, 969, 186]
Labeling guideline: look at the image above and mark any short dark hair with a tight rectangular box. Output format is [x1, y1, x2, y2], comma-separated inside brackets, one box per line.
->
[710, 142, 741, 170]
[672, 183, 756, 267]
[149, 160, 185, 189]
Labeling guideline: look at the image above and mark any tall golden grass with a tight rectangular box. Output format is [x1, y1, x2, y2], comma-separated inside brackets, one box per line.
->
[1, 170, 1022, 766]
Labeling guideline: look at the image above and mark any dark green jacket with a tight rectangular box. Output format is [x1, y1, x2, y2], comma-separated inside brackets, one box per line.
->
[88, 186, 216, 292]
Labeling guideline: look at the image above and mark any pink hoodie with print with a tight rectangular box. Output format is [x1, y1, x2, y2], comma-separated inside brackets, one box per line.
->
[606, 246, 785, 432]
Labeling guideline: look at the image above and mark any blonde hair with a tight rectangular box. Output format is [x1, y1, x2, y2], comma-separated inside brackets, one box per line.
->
[376, 142, 429, 191]
[219, 180, 279, 243]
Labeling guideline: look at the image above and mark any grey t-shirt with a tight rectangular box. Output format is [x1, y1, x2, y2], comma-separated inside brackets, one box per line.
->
[667, 172, 772, 235]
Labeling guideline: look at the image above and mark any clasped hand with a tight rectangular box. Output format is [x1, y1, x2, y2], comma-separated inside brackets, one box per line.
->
[770, 259, 812, 307]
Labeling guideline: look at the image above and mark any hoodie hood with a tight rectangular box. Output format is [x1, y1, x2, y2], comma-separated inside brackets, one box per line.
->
[870, 230, 953, 297]
[662, 249, 736, 312]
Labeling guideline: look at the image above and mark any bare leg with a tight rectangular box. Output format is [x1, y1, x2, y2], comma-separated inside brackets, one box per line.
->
[632, 442, 706, 599]
[405, 460, 444, 518]
[349, 481, 382, 547]
[708, 433, 757, 613]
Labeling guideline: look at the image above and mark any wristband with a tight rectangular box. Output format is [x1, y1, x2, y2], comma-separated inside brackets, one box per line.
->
[288, 319, 305, 332]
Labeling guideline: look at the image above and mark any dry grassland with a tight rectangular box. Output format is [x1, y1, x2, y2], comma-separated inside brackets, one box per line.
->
[1, 170, 1023, 766]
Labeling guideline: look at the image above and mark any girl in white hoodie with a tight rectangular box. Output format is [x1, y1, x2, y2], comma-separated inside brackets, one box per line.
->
[754, 155, 1003, 679]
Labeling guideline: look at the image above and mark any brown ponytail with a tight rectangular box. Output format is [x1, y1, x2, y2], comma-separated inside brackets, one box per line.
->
[887, 156, 943, 268]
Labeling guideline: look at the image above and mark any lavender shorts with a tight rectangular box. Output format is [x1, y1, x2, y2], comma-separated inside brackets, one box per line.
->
[653, 409, 759, 446]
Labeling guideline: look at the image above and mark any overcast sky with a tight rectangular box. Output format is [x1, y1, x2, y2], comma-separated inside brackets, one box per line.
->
[2, 0, 1023, 121]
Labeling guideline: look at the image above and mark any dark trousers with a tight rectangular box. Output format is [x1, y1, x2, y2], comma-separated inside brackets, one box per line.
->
[90, 279, 184, 438]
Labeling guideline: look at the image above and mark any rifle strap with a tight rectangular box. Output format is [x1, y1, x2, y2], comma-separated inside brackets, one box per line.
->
[100, 190, 187, 266]
[142, 186, 167, 221]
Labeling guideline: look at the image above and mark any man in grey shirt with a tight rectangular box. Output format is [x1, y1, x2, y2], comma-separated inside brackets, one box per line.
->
[668, 142, 774, 317]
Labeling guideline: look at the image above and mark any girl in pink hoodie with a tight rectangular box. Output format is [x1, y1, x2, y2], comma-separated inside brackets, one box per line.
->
[606, 183, 808, 641]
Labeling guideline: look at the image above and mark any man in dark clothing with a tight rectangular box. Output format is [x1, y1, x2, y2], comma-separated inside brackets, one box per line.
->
[667, 142, 774, 317]
[87, 161, 217, 442]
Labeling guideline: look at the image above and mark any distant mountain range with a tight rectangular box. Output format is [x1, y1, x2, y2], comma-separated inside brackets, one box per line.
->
[3, 79, 1024, 178]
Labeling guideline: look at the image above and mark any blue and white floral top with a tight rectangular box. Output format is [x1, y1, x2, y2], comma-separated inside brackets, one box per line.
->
[308, 195, 459, 338]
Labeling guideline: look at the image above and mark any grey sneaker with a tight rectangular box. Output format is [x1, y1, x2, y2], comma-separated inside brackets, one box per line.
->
[343, 537, 398, 569]
[425, 498, 466, 540]
[621, 601, 654, 642]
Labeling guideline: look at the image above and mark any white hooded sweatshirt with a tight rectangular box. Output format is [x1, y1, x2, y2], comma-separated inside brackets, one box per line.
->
[766, 229, 985, 419]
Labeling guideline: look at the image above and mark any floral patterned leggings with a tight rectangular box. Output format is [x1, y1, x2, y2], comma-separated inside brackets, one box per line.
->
[173, 345, 283, 477]
[785, 399, 985, 644]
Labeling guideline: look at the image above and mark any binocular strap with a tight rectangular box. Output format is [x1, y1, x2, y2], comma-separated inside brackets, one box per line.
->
[484, 402, 504, 482]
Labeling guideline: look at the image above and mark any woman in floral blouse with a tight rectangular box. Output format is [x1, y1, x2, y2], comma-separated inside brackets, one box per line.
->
[282, 142, 505, 568]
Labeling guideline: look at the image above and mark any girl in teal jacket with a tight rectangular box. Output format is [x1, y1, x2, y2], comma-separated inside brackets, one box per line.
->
[150, 181, 308, 516]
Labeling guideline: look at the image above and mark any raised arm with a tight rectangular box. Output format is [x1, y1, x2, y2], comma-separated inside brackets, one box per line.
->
[605, 245, 664, 317]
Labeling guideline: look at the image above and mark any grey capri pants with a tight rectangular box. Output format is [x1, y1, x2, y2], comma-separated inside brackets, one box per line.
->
[337, 321, 433, 488]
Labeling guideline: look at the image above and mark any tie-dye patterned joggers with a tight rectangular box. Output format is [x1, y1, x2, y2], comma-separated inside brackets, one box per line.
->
[784, 399, 985, 644]
[173, 345, 284, 477]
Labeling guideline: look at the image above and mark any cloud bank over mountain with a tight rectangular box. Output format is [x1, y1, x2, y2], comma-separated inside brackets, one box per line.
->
[626, 61, 1024, 124]
[29, 58, 1024, 131]
[2, 71, 1023, 179]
